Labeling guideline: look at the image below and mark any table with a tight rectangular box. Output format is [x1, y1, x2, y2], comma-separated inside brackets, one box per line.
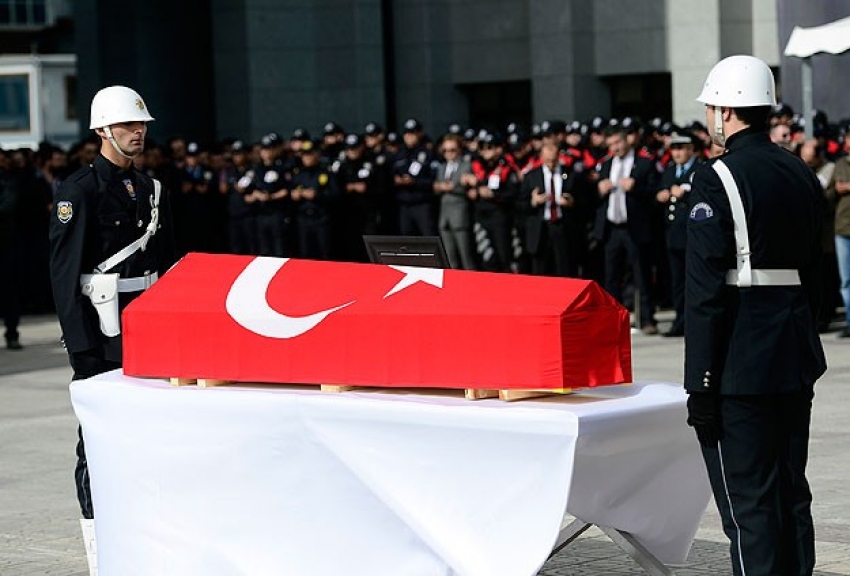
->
[71, 373, 711, 576]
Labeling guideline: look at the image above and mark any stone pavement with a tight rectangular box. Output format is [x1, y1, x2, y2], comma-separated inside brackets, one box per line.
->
[1, 313, 848, 575]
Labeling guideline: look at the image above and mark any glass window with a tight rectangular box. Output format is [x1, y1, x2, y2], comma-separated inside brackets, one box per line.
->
[0, 0, 48, 26]
[0, 74, 31, 131]
[65, 74, 77, 120]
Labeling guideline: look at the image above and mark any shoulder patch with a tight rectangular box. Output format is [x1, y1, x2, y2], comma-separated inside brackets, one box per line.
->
[56, 200, 73, 223]
[689, 202, 714, 221]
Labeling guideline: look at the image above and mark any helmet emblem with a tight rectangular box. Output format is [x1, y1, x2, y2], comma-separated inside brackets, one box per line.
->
[135, 98, 146, 110]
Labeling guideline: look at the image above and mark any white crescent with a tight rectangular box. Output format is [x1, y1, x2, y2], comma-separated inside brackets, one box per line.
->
[225, 257, 353, 339]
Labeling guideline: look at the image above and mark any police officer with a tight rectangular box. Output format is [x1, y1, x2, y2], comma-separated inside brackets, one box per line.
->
[392, 118, 437, 236]
[686, 56, 826, 576]
[470, 133, 520, 272]
[49, 86, 176, 571]
[250, 132, 292, 257]
[291, 139, 338, 259]
[655, 131, 701, 336]
[336, 133, 380, 262]
[224, 139, 258, 255]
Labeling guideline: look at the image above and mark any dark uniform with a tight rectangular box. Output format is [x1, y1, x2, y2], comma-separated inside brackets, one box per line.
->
[471, 148, 520, 272]
[251, 156, 292, 258]
[335, 135, 381, 262]
[685, 127, 826, 575]
[291, 160, 338, 260]
[50, 153, 177, 518]
[656, 152, 700, 335]
[393, 133, 437, 236]
[224, 146, 258, 255]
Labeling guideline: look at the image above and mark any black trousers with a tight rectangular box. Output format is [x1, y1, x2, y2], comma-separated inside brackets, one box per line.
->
[256, 212, 290, 257]
[531, 221, 575, 277]
[477, 207, 513, 272]
[700, 390, 815, 576]
[70, 352, 121, 519]
[667, 246, 686, 331]
[399, 202, 436, 236]
[604, 226, 655, 327]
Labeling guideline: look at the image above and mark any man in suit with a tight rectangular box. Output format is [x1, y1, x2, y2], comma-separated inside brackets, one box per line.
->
[522, 141, 579, 276]
[433, 134, 477, 270]
[686, 55, 826, 576]
[655, 131, 701, 336]
[593, 127, 659, 333]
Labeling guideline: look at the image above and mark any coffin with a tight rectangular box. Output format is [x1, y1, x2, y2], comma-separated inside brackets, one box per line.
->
[122, 253, 632, 390]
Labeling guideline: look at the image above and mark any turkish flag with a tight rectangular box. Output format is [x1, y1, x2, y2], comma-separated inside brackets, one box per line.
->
[122, 253, 631, 390]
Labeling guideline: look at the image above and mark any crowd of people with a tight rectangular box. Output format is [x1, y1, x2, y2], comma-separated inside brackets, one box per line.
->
[1, 103, 848, 347]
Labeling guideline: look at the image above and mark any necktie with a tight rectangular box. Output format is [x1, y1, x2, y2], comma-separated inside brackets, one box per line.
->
[548, 170, 559, 222]
[676, 165, 683, 179]
[445, 162, 455, 180]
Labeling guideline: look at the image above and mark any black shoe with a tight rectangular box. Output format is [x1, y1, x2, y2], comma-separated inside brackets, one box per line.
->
[663, 328, 684, 338]
[5, 337, 22, 350]
[838, 327, 850, 339]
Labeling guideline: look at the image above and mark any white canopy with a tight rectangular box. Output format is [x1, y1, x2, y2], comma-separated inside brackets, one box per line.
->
[784, 15, 850, 58]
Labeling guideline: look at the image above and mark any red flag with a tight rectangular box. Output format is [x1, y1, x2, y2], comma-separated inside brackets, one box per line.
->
[123, 253, 632, 389]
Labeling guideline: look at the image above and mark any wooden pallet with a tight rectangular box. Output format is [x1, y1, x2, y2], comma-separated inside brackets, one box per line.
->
[168, 378, 571, 402]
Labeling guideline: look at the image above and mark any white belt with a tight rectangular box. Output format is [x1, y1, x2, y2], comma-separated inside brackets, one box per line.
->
[117, 272, 158, 293]
[726, 268, 799, 286]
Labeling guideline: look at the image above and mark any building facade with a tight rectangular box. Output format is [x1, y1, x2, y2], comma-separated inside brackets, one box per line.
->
[10, 0, 850, 147]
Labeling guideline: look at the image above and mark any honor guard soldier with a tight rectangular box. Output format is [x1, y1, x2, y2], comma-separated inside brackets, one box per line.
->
[392, 118, 437, 235]
[49, 86, 177, 572]
[655, 131, 701, 336]
[250, 132, 291, 257]
[291, 139, 339, 259]
[336, 133, 380, 261]
[686, 55, 827, 576]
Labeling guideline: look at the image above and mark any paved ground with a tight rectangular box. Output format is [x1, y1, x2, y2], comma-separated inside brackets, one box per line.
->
[1, 313, 848, 575]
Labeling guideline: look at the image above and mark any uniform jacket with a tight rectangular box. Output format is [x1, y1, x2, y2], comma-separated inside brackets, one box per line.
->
[291, 165, 339, 219]
[392, 145, 436, 205]
[684, 128, 826, 395]
[656, 157, 701, 251]
[521, 163, 579, 256]
[592, 152, 658, 243]
[49, 154, 177, 360]
[470, 157, 519, 214]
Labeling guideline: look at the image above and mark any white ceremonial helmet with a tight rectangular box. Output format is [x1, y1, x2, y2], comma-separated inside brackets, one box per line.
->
[89, 85, 155, 130]
[696, 55, 777, 108]
[697, 55, 776, 146]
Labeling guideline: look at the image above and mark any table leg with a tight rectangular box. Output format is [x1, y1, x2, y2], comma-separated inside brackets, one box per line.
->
[598, 526, 675, 576]
[548, 519, 592, 559]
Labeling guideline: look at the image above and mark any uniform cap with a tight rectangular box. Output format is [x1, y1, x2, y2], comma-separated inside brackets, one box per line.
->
[345, 133, 363, 148]
[323, 121, 343, 135]
[89, 85, 155, 129]
[291, 128, 310, 141]
[463, 128, 477, 140]
[447, 123, 463, 135]
[669, 132, 695, 146]
[364, 122, 384, 136]
[230, 139, 247, 153]
[186, 142, 201, 156]
[403, 118, 422, 132]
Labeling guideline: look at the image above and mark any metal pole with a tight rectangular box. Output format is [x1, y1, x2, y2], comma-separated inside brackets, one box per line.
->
[801, 57, 813, 140]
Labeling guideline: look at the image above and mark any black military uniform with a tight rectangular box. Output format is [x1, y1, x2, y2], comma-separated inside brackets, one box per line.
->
[470, 135, 520, 272]
[685, 127, 826, 575]
[50, 153, 177, 517]
[393, 119, 437, 236]
[291, 142, 338, 259]
[224, 140, 258, 255]
[656, 140, 700, 336]
[251, 134, 292, 257]
[335, 134, 381, 261]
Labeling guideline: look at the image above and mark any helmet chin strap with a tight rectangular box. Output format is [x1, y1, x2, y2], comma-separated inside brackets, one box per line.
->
[104, 126, 138, 160]
[713, 106, 726, 147]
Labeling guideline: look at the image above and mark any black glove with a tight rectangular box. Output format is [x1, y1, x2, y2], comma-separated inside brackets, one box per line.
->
[687, 392, 722, 447]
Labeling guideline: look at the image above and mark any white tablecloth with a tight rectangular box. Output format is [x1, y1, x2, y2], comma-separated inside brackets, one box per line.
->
[71, 373, 711, 576]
